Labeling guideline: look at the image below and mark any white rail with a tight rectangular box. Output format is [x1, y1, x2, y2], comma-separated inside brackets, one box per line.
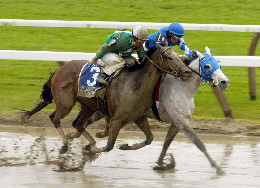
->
[1, 50, 260, 67]
[1, 19, 260, 32]
[0, 19, 259, 67]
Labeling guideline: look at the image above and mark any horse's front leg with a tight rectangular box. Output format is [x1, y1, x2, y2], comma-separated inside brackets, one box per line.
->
[119, 115, 153, 150]
[95, 116, 110, 138]
[180, 121, 225, 175]
[89, 120, 122, 153]
[154, 123, 180, 170]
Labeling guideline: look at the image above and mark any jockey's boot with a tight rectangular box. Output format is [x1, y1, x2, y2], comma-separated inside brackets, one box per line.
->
[96, 72, 109, 86]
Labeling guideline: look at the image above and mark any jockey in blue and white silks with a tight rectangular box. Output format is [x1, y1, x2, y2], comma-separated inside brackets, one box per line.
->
[144, 22, 193, 58]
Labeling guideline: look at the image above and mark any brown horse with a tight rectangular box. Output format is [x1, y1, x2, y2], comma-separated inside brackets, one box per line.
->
[23, 44, 192, 154]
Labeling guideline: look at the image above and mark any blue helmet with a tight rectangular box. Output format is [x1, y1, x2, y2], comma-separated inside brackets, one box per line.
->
[168, 22, 184, 36]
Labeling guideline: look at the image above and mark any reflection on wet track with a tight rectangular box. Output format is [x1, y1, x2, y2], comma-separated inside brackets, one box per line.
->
[0, 125, 260, 188]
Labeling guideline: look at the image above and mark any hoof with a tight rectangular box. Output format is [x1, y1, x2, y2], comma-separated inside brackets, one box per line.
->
[20, 112, 31, 122]
[154, 153, 175, 170]
[153, 165, 167, 170]
[153, 162, 175, 170]
[95, 132, 108, 138]
[65, 133, 73, 140]
[216, 167, 225, 175]
[66, 132, 81, 140]
[84, 145, 92, 152]
[119, 144, 131, 150]
[60, 145, 68, 154]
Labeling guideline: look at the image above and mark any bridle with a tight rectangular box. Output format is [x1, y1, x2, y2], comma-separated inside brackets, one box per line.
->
[185, 57, 215, 86]
[145, 47, 215, 85]
[145, 46, 186, 78]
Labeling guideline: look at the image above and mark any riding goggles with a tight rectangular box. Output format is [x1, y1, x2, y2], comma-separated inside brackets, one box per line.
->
[136, 38, 148, 43]
[169, 33, 182, 41]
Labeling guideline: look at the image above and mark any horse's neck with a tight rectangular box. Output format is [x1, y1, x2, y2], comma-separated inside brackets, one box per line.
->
[144, 51, 162, 83]
[125, 53, 162, 92]
[145, 51, 164, 80]
[181, 58, 202, 96]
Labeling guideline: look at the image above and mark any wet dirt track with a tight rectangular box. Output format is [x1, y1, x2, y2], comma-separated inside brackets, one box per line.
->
[1, 124, 260, 188]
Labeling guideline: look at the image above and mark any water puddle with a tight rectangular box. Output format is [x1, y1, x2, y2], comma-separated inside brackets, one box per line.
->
[0, 125, 260, 187]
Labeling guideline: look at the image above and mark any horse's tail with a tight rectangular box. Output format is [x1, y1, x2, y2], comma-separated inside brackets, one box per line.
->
[40, 71, 55, 103]
[21, 72, 55, 121]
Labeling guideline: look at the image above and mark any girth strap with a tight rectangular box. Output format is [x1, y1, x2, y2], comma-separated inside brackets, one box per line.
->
[97, 97, 109, 117]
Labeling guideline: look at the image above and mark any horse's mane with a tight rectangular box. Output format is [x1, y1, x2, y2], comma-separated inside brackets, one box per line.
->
[124, 49, 160, 72]
[124, 61, 145, 72]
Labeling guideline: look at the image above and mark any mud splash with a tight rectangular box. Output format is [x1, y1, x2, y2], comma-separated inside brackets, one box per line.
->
[0, 127, 99, 172]
[1, 124, 260, 187]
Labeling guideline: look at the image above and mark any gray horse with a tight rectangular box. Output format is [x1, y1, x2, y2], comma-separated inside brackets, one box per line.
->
[154, 47, 229, 175]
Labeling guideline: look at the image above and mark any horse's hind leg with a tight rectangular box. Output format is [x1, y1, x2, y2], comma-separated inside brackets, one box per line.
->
[50, 89, 76, 153]
[66, 111, 107, 139]
[155, 123, 180, 170]
[67, 104, 96, 148]
[119, 115, 154, 150]
[95, 116, 109, 138]
[49, 108, 72, 154]
[181, 123, 224, 175]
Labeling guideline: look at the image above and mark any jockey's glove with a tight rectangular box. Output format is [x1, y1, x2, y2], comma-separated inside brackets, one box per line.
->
[192, 50, 198, 59]
[138, 57, 145, 64]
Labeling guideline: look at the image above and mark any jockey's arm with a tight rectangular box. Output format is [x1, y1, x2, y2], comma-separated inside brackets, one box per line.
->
[92, 43, 114, 64]
[91, 34, 115, 64]
[137, 49, 145, 63]
[177, 38, 193, 58]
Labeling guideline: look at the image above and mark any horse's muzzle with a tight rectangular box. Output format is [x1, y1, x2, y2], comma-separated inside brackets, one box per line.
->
[218, 80, 230, 90]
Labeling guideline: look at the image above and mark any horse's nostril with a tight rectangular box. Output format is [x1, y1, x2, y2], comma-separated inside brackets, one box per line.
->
[221, 80, 226, 85]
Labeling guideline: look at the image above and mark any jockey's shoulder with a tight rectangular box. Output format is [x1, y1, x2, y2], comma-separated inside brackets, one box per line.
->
[109, 31, 132, 47]
[112, 31, 132, 39]
[149, 27, 168, 40]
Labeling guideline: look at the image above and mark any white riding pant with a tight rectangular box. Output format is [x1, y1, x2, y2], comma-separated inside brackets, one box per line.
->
[100, 53, 125, 75]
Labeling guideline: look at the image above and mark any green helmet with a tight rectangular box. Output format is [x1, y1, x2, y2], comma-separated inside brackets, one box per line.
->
[132, 26, 148, 41]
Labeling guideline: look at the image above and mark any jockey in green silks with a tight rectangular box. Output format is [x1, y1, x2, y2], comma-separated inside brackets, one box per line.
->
[91, 26, 148, 86]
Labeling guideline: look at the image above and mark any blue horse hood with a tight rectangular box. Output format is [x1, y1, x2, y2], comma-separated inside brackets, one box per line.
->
[200, 53, 221, 83]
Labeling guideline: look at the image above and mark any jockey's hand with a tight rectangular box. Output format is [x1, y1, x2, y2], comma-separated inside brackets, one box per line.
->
[137, 57, 145, 64]
[192, 50, 198, 59]
[91, 58, 97, 64]
[97, 59, 106, 67]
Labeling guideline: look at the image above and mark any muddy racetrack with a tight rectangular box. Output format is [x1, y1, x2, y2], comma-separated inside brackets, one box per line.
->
[1, 112, 260, 187]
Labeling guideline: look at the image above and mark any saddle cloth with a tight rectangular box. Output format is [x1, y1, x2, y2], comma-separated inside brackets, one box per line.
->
[78, 63, 103, 98]
[152, 75, 165, 122]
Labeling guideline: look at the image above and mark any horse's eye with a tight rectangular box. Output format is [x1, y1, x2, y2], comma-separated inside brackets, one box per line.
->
[204, 64, 212, 71]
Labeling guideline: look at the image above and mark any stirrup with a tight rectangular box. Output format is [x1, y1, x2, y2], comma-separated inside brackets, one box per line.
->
[97, 72, 109, 86]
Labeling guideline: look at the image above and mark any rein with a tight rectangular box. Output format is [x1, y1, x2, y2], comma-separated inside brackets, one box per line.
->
[146, 47, 214, 84]
[186, 59, 214, 84]
[145, 47, 185, 78]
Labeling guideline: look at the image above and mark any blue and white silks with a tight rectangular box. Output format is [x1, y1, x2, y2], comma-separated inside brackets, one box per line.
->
[144, 26, 193, 58]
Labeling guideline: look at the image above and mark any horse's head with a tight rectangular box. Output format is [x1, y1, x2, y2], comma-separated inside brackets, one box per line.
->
[156, 43, 192, 81]
[195, 47, 229, 90]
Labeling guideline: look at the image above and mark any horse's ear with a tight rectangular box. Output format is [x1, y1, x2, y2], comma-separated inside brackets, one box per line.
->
[205, 46, 211, 55]
[196, 51, 205, 60]
[156, 43, 164, 52]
